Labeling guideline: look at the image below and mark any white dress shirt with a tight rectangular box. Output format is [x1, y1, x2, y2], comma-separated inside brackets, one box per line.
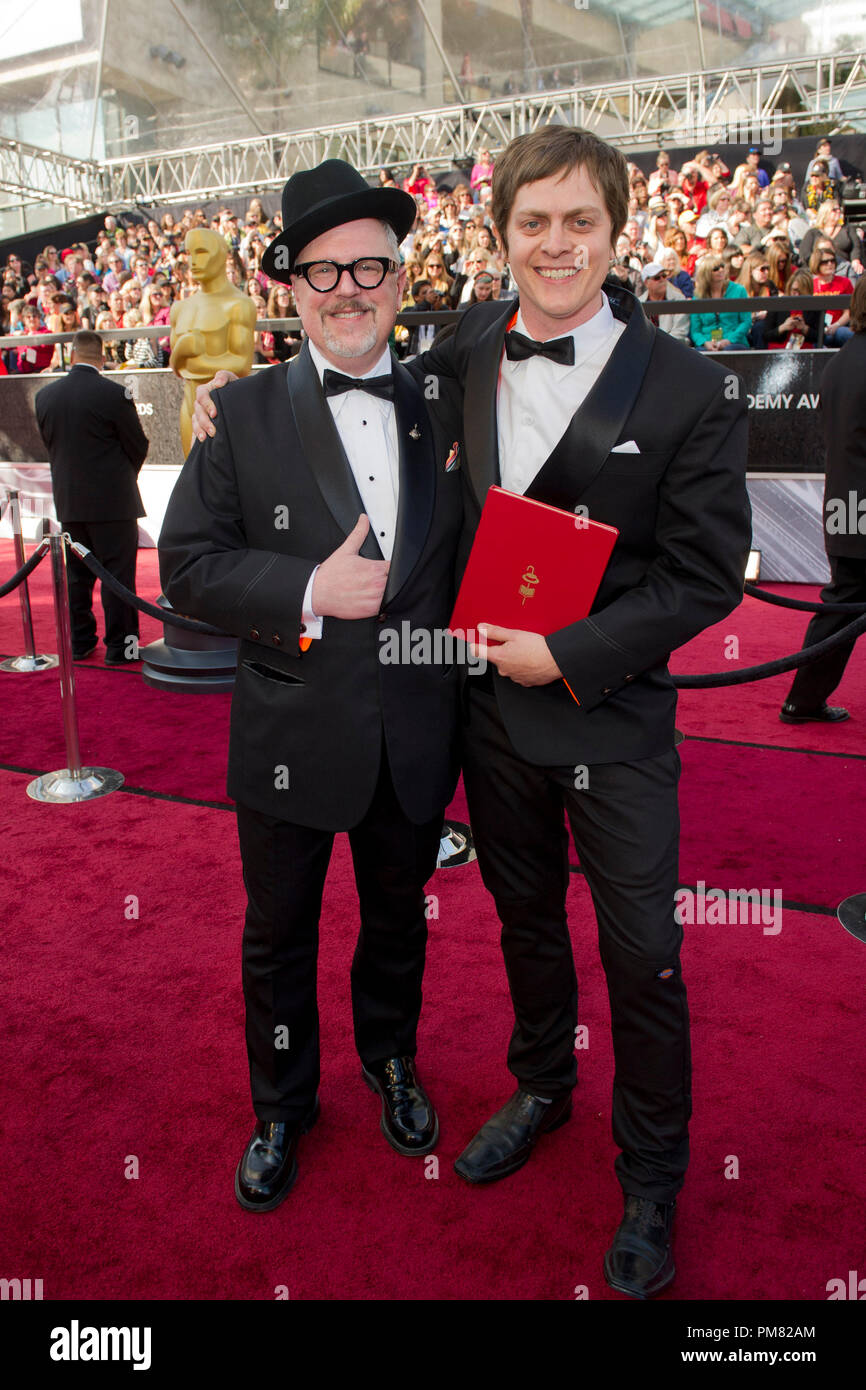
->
[301, 341, 399, 638]
[498, 292, 626, 496]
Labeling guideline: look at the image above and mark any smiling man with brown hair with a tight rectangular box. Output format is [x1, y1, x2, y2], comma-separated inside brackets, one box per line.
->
[421, 126, 751, 1298]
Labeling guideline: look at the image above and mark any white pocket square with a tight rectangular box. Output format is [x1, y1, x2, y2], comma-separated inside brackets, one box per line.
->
[611, 440, 640, 454]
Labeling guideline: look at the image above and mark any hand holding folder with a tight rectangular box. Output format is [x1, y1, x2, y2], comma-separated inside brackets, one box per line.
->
[472, 622, 570, 692]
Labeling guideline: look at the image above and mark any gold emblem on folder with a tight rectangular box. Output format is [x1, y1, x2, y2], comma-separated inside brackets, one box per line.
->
[518, 565, 539, 605]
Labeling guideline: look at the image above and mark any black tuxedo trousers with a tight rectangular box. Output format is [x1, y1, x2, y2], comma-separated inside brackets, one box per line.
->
[462, 685, 689, 1203]
[236, 740, 442, 1121]
[64, 519, 139, 656]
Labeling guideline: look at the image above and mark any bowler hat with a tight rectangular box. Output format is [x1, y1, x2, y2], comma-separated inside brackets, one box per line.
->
[262, 159, 416, 282]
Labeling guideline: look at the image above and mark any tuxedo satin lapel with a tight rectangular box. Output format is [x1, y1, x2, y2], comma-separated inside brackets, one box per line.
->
[285, 342, 381, 558]
[385, 359, 435, 604]
[525, 286, 656, 510]
[463, 301, 512, 507]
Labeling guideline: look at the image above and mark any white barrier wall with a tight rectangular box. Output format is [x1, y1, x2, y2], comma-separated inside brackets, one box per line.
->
[0, 461, 181, 548]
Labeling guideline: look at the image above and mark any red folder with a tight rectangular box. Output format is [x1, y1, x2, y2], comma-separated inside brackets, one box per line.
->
[448, 487, 618, 701]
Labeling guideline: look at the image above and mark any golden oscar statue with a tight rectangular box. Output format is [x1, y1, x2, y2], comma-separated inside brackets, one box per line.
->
[169, 229, 256, 456]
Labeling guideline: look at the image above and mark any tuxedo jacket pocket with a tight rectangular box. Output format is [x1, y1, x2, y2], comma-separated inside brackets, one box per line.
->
[243, 659, 306, 686]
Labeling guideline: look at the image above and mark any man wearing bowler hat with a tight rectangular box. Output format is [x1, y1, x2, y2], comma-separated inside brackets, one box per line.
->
[159, 162, 464, 1211]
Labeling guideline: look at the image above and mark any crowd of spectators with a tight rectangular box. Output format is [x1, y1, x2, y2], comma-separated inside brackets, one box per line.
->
[608, 136, 862, 350]
[0, 135, 861, 375]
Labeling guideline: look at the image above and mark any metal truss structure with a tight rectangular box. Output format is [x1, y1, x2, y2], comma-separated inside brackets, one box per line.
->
[3, 51, 865, 214]
[0, 139, 105, 213]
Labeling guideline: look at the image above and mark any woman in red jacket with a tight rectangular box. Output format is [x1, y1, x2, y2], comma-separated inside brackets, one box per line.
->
[810, 246, 854, 346]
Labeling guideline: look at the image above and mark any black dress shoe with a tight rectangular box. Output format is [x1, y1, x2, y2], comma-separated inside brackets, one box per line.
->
[72, 641, 98, 660]
[779, 702, 849, 724]
[604, 1195, 676, 1299]
[361, 1056, 438, 1155]
[454, 1087, 572, 1184]
[105, 651, 139, 665]
[234, 1096, 319, 1212]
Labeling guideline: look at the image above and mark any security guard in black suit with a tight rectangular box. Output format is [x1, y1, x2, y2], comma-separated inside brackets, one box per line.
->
[781, 275, 866, 723]
[35, 330, 148, 662]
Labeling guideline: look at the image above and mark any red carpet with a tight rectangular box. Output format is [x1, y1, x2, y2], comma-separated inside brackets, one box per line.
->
[1, 542, 865, 1300]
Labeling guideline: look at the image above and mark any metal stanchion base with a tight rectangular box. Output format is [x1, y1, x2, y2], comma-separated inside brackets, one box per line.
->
[140, 638, 237, 693]
[837, 893, 866, 944]
[674, 728, 685, 746]
[140, 595, 237, 693]
[437, 820, 476, 868]
[1, 653, 59, 673]
[26, 766, 124, 803]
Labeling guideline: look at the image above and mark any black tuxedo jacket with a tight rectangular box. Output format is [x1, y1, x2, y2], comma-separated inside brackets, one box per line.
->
[158, 345, 464, 829]
[420, 283, 752, 765]
[819, 332, 866, 560]
[35, 364, 148, 522]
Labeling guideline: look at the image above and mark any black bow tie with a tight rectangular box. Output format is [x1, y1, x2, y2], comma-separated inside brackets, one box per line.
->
[322, 369, 394, 401]
[504, 329, 575, 367]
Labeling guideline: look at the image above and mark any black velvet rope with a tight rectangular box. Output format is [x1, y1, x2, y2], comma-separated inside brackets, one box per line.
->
[0, 544, 48, 598]
[70, 545, 228, 636]
[743, 581, 866, 614]
[673, 609, 866, 688]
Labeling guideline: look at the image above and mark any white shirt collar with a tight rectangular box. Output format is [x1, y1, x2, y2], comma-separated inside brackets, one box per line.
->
[512, 291, 615, 373]
[308, 339, 393, 386]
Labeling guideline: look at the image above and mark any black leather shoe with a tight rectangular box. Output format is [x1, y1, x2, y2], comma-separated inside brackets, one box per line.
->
[72, 641, 97, 660]
[361, 1056, 438, 1155]
[454, 1088, 572, 1184]
[234, 1096, 319, 1212]
[105, 651, 139, 665]
[779, 702, 849, 724]
[604, 1195, 676, 1299]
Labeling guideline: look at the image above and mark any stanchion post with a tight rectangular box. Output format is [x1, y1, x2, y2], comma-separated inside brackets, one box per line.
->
[12, 491, 35, 657]
[0, 489, 58, 674]
[51, 532, 82, 777]
[26, 533, 124, 804]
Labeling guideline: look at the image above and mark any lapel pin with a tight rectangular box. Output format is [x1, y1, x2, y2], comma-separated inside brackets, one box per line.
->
[409, 424, 421, 440]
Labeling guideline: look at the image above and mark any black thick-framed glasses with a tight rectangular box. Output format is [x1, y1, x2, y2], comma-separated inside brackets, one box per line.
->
[291, 257, 398, 292]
